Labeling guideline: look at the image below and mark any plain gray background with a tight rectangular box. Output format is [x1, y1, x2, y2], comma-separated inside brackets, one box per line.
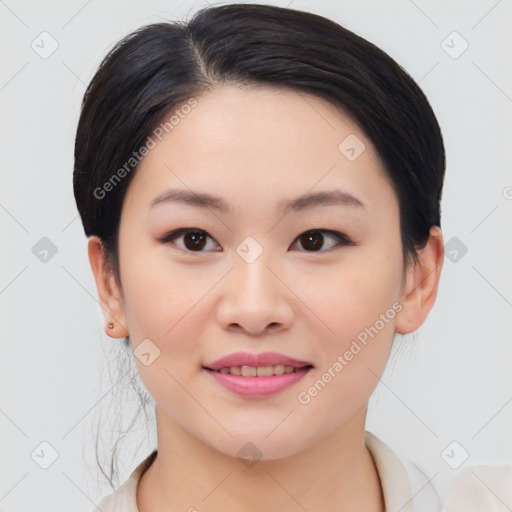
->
[1, 0, 511, 510]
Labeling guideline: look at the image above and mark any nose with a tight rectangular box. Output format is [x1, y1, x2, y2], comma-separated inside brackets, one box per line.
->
[216, 250, 294, 336]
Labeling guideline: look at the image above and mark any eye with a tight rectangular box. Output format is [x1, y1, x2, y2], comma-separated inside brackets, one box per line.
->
[158, 228, 221, 253]
[159, 228, 355, 254]
[290, 229, 354, 252]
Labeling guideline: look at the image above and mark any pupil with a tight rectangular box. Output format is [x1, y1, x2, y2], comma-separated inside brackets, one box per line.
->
[302, 231, 323, 251]
[185, 231, 206, 251]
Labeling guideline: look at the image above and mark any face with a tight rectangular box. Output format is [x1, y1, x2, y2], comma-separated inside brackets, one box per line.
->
[111, 85, 409, 459]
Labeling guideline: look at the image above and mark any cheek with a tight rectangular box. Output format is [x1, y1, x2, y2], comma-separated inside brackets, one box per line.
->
[119, 245, 214, 360]
[300, 258, 401, 347]
[294, 243, 403, 403]
[120, 251, 216, 414]
[295, 272, 400, 429]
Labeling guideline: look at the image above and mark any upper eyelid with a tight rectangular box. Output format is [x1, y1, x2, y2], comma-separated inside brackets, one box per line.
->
[160, 228, 347, 240]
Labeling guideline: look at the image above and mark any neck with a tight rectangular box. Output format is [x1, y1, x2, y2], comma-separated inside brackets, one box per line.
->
[137, 407, 384, 512]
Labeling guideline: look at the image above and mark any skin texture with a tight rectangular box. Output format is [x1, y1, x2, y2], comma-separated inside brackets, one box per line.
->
[89, 85, 444, 511]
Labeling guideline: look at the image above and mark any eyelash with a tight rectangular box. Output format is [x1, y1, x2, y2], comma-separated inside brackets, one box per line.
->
[158, 228, 356, 254]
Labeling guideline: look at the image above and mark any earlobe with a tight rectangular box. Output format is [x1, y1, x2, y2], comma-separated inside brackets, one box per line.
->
[395, 226, 444, 334]
[87, 236, 129, 338]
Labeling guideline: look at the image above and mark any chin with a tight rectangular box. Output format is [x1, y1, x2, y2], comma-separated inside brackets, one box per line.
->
[203, 429, 318, 463]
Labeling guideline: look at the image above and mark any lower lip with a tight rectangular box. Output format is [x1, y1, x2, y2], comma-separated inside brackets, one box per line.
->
[205, 367, 312, 398]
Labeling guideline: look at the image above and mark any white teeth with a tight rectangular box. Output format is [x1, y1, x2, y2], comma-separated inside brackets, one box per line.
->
[273, 364, 285, 375]
[241, 366, 257, 377]
[215, 364, 305, 377]
[256, 365, 272, 377]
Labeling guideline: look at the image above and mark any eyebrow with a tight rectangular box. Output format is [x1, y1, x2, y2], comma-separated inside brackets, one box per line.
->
[149, 188, 365, 213]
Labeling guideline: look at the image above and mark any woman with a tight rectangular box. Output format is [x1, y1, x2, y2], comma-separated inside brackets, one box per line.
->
[73, 3, 469, 511]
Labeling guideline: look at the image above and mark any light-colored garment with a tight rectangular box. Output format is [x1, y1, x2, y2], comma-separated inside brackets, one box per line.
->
[442, 464, 512, 511]
[90, 431, 439, 511]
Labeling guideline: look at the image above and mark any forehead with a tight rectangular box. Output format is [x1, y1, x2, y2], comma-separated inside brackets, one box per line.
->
[123, 84, 395, 218]
[164, 84, 373, 160]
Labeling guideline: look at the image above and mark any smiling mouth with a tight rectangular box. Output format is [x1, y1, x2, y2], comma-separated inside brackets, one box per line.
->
[204, 364, 314, 377]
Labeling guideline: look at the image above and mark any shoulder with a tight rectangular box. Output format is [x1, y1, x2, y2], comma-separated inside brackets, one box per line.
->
[365, 433, 512, 511]
[441, 464, 512, 511]
[90, 450, 157, 512]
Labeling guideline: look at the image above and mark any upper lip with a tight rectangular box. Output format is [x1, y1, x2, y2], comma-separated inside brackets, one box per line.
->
[203, 351, 314, 371]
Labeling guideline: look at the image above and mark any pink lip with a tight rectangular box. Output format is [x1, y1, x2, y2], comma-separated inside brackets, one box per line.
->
[204, 351, 313, 370]
[202, 351, 314, 398]
[206, 367, 312, 398]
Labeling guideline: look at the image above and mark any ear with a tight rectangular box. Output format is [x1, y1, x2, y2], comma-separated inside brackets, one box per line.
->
[395, 226, 444, 334]
[88, 235, 129, 338]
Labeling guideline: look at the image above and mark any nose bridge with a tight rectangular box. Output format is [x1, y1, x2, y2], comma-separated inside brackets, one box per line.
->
[233, 240, 278, 304]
